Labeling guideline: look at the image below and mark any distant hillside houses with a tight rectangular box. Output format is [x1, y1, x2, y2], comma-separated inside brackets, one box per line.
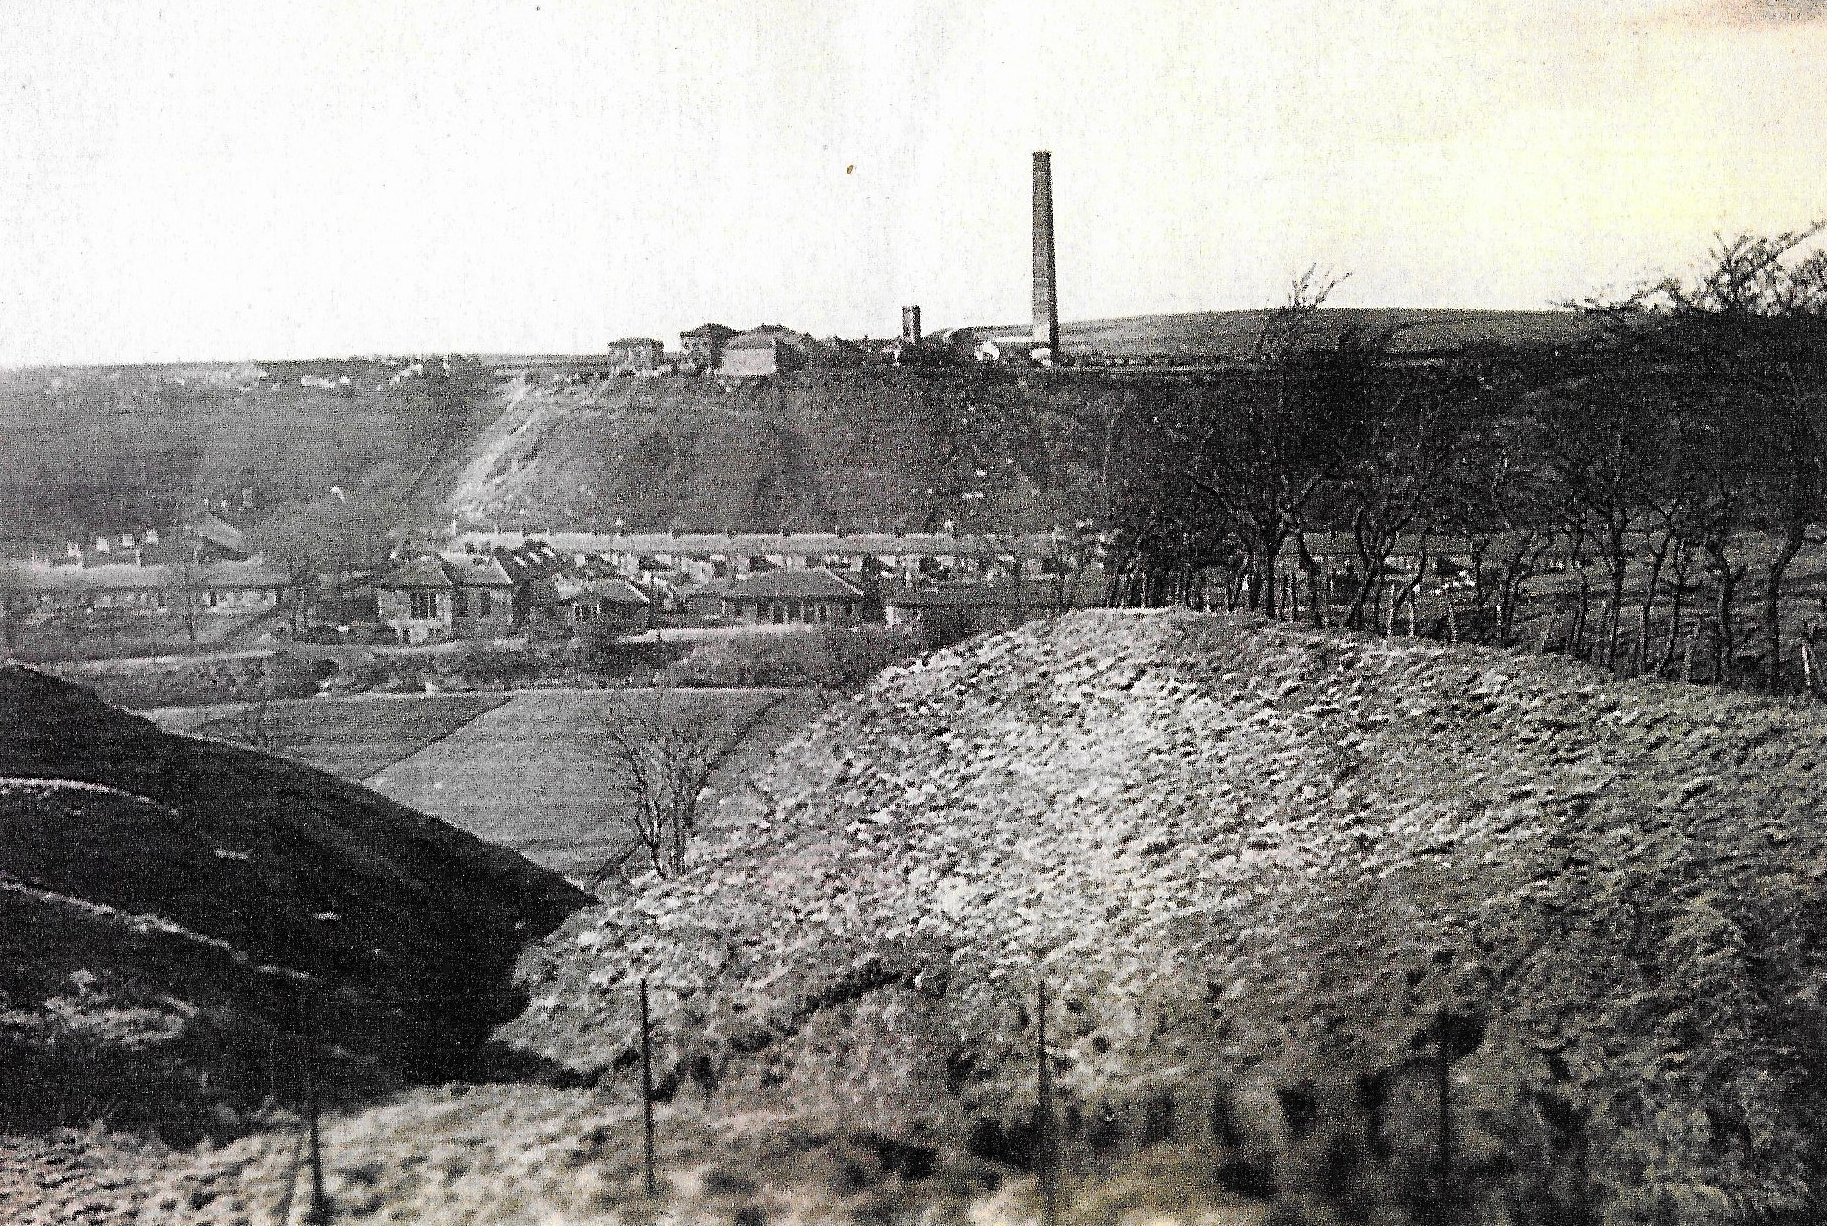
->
[720, 327, 809, 378]
[3, 510, 250, 572]
[680, 323, 737, 370]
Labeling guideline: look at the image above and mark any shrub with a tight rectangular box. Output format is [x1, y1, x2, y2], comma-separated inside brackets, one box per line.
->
[658, 626, 924, 689]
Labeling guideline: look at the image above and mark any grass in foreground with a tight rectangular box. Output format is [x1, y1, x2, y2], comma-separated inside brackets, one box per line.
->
[13, 1083, 1268, 1226]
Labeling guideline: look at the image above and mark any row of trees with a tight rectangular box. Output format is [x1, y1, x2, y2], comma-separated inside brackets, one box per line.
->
[1105, 230, 1827, 694]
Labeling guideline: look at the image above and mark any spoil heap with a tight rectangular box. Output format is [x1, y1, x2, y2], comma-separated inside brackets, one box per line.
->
[512, 609, 1827, 1222]
[0, 665, 585, 1140]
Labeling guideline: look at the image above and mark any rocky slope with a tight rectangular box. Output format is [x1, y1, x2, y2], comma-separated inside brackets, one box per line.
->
[0, 665, 587, 1140]
[507, 609, 1827, 1224]
[447, 367, 1113, 534]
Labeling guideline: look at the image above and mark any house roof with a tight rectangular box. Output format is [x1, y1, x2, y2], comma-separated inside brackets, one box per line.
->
[550, 574, 650, 606]
[195, 559, 288, 589]
[0, 558, 287, 593]
[378, 557, 455, 589]
[494, 541, 565, 582]
[725, 332, 792, 352]
[719, 568, 865, 601]
[189, 511, 246, 555]
[725, 325, 816, 355]
[439, 554, 516, 587]
[456, 530, 1066, 560]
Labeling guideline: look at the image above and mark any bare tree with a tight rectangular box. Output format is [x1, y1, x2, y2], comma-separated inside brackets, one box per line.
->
[1159, 270, 1366, 617]
[596, 690, 789, 881]
[1574, 227, 1827, 690]
[1334, 348, 1480, 631]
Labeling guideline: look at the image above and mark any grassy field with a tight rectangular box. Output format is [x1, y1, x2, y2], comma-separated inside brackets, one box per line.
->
[151, 692, 511, 779]
[363, 688, 828, 882]
[151, 685, 827, 883]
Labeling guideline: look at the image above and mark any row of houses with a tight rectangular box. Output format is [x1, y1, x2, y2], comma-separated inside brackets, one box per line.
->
[450, 529, 1069, 586]
[5, 511, 251, 571]
[0, 557, 288, 618]
[370, 534, 1096, 644]
[0, 512, 285, 623]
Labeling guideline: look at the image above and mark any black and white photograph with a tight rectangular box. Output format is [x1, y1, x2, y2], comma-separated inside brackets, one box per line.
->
[5, 2, 1827, 1222]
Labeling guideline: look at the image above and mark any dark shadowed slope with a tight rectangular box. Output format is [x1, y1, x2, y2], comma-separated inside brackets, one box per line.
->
[0, 665, 587, 1139]
[508, 609, 1827, 1224]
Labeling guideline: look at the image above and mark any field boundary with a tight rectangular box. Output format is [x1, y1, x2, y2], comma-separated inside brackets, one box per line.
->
[358, 695, 518, 785]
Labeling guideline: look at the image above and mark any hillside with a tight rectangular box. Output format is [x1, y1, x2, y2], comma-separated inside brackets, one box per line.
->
[2, 308, 1589, 544]
[505, 610, 1827, 1224]
[0, 665, 586, 1140]
[942, 306, 1593, 361]
[0, 356, 500, 542]
[447, 367, 1116, 532]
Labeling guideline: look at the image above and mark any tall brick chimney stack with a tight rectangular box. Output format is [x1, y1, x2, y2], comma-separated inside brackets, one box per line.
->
[1031, 150, 1060, 353]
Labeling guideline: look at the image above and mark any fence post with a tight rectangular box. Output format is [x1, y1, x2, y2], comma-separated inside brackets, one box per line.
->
[640, 978, 656, 1196]
[1434, 1019, 1451, 1197]
[303, 998, 329, 1224]
[1036, 979, 1058, 1226]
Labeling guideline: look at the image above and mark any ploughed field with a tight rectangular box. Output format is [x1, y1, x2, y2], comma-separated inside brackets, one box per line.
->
[153, 687, 828, 880]
[365, 688, 825, 880]
[152, 691, 510, 778]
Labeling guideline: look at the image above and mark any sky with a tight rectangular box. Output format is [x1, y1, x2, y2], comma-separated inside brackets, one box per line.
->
[1, 0, 1825, 366]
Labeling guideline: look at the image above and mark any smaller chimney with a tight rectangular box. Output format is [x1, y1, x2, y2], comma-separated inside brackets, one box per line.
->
[901, 306, 922, 345]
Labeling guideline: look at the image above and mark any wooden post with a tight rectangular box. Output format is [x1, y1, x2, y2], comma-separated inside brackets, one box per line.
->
[1434, 1019, 1451, 1201]
[1036, 980, 1058, 1226]
[303, 1002, 328, 1225]
[640, 978, 656, 1196]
